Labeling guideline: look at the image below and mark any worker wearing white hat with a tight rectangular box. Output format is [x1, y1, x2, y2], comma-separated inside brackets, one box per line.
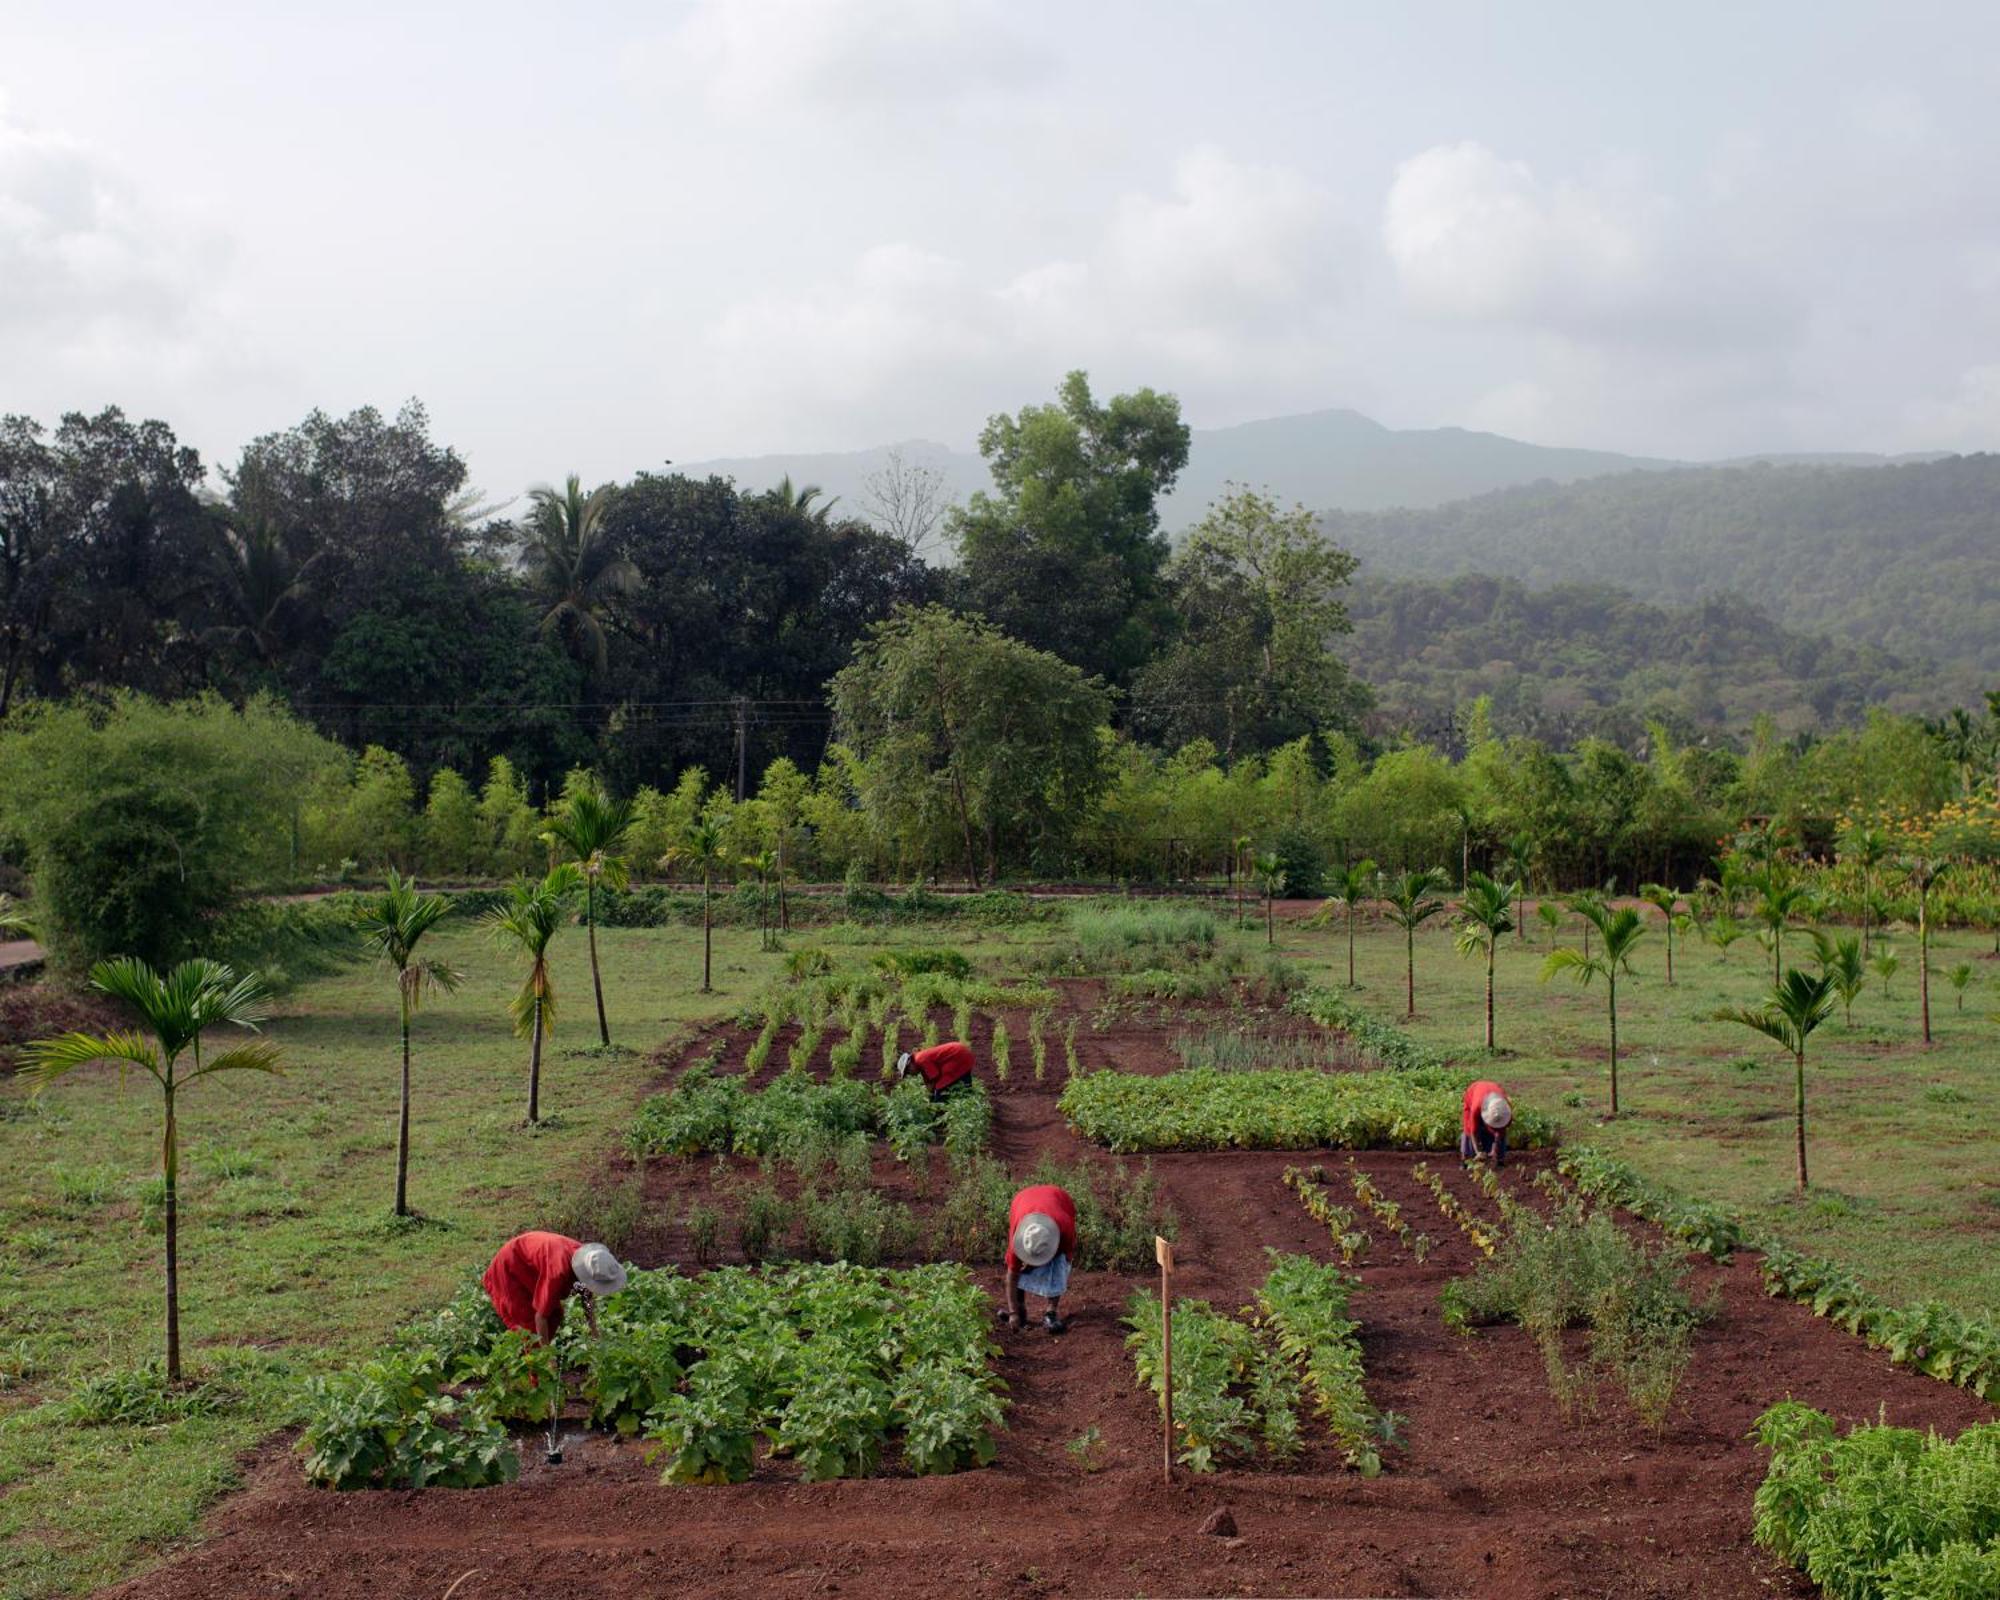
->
[1003, 1183, 1078, 1335]
[1460, 1080, 1513, 1168]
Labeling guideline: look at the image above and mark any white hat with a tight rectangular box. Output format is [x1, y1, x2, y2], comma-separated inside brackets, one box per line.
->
[896, 1052, 913, 1080]
[1480, 1092, 1513, 1130]
[1011, 1212, 1060, 1268]
[570, 1242, 628, 1297]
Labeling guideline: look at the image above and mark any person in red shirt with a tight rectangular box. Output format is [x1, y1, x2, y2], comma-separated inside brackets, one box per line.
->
[1460, 1080, 1513, 1168]
[482, 1232, 628, 1343]
[897, 1039, 976, 1100]
[1003, 1183, 1078, 1335]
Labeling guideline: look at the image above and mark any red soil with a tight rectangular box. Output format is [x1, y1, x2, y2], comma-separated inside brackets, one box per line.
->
[101, 988, 1993, 1600]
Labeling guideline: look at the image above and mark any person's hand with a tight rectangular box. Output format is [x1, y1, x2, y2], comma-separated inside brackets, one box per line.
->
[1006, 1311, 1024, 1331]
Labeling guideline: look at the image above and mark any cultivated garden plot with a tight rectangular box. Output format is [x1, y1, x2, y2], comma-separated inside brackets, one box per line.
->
[99, 972, 1995, 1600]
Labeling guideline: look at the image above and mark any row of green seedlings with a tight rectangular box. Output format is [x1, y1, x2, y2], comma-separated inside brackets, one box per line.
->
[298, 1263, 1005, 1490]
[1440, 1172, 1706, 1430]
[1341, 1162, 1435, 1263]
[1281, 1165, 1370, 1265]
[1410, 1160, 1501, 1258]
[1751, 1400, 2000, 1599]
[1124, 1252, 1396, 1476]
[1559, 1146, 2000, 1402]
[745, 994, 1076, 1086]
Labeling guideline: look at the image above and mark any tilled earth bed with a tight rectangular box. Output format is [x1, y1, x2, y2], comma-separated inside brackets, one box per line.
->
[102, 987, 1995, 1600]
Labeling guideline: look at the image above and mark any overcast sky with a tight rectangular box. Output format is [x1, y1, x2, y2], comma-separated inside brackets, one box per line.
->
[5, 0, 2000, 496]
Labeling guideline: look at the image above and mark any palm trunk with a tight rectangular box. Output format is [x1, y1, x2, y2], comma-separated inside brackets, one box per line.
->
[1793, 1046, 1808, 1190]
[1265, 892, 1274, 947]
[701, 878, 713, 992]
[528, 995, 544, 1124]
[778, 836, 789, 932]
[1665, 921, 1675, 986]
[163, 1081, 181, 1383]
[1346, 908, 1357, 988]
[1918, 891, 1932, 1045]
[1860, 875, 1871, 959]
[1484, 940, 1496, 1050]
[1405, 926, 1416, 1019]
[588, 878, 609, 1047]
[1607, 978, 1620, 1118]
[394, 993, 412, 1216]
[1772, 926, 1782, 985]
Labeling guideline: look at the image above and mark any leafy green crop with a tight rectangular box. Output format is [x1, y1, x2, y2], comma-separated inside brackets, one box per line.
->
[298, 1349, 520, 1490]
[452, 1328, 560, 1422]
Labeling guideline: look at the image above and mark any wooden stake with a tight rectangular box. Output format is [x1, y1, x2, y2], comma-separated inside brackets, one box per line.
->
[1156, 1234, 1175, 1484]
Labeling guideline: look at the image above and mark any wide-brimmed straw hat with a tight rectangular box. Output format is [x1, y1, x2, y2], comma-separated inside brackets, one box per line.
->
[1479, 1092, 1513, 1130]
[1011, 1212, 1060, 1268]
[571, 1242, 628, 1296]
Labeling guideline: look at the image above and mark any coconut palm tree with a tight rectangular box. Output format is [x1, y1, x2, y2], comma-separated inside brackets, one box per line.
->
[20, 959, 281, 1381]
[1946, 962, 1974, 1013]
[541, 786, 635, 1046]
[1870, 944, 1899, 998]
[519, 475, 639, 671]
[1536, 901, 1563, 949]
[1838, 823, 1891, 958]
[1900, 857, 1948, 1045]
[1750, 873, 1816, 984]
[487, 864, 582, 1125]
[1454, 872, 1519, 1049]
[1809, 929, 1866, 1027]
[1715, 968, 1837, 1191]
[1321, 859, 1377, 989]
[669, 817, 729, 993]
[1255, 851, 1286, 947]
[1637, 883, 1682, 986]
[772, 474, 839, 525]
[352, 872, 461, 1217]
[1541, 902, 1647, 1117]
[1382, 867, 1450, 1019]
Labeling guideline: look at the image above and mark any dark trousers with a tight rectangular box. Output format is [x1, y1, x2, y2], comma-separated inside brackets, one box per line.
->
[1460, 1125, 1507, 1163]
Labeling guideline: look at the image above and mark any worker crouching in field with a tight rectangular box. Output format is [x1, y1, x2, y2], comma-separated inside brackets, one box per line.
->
[482, 1231, 628, 1343]
[897, 1038, 976, 1100]
[1460, 1080, 1513, 1168]
[1003, 1183, 1077, 1335]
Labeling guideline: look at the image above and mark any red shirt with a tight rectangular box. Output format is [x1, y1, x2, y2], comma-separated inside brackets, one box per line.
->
[912, 1040, 975, 1093]
[482, 1231, 581, 1332]
[1005, 1184, 1078, 1272]
[1463, 1080, 1506, 1138]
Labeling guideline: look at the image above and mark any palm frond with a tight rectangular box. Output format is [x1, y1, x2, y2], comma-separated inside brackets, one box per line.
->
[1542, 947, 1604, 986]
[16, 1030, 164, 1089]
[185, 1040, 286, 1083]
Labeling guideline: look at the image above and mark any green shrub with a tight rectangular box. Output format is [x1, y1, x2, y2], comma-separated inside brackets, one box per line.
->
[1070, 903, 1216, 970]
[872, 947, 972, 979]
[299, 1349, 519, 1490]
[1269, 824, 1327, 900]
[62, 1363, 227, 1426]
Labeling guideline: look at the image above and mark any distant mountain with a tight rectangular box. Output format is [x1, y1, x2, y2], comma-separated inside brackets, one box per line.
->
[1321, 455, 1999, 692]
[676, 408, 1687, 526]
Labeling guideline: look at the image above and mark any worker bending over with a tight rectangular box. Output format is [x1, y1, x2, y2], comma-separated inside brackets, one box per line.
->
[1003, 1183, 1077, 1335]
[1460, 1080, 1513, 1169]
[482, 1231, 628, 1343]
[897, 1038, 976, 1100]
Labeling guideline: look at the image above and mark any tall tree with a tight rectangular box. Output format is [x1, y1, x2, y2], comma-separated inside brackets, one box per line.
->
[1715, 969, 1837, 1190]
[668, 818, 729, 993]
[1381, 867, 1450, 1019]
[519, 475, 639, 673]
[487, 864, 582, 1124]
[352, 872, 461, 1216]
[21, 959, 280, 1381]
[1454, 872, 1519, 1049]
[951, 371, 1189, 687]
[1321, 858, 1378, 990]
[1542, 901, 1647, 1117]
[541, 785, 635, 1045]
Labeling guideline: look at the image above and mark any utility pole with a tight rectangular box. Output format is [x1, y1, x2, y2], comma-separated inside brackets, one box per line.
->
[734, 696, 748, 803]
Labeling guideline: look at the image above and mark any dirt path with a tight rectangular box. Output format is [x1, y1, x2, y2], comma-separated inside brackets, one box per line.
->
[101, 990, 1994, 1600]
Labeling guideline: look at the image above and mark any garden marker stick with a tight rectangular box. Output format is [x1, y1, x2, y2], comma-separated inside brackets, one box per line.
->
[1156, 1234, 1175, 1485]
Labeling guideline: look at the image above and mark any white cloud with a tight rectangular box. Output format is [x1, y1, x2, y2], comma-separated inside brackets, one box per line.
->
[1901, 364, 2000, 452]
[0, 100, 249, 396]
[700, 148, 1354, 444]
[652, 0, 1050, 116]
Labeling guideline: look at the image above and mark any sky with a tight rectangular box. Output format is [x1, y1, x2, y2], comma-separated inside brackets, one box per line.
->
[5, 0, 2000, 498]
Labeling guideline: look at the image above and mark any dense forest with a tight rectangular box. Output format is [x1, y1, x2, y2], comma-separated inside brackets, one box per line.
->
[1321, 456, 2000, 696]
[1342, 575, 1932, 750]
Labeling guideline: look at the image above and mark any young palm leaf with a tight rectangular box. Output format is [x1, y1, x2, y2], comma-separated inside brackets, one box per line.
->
[1870, 944, 1899, 998]
[542, 785, 635, 1046]
[1946, 962, 1974, 1013]
[18, 958, 281, 1381]
[1809, 928, 1866, 1027]
[1714, 968, 1837, 1191]
[487, 864, 582, 1124]
[353, 870, 461, 1216]
[1382, 867, 1449, 1019]
[1541, 902, 1646, 1117]
[1453, 872, 1518, 1050]
[1536, 901, 1563, 949]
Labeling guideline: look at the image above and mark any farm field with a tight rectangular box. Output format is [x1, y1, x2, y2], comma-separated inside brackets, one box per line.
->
[2, 902, 1995, 1598]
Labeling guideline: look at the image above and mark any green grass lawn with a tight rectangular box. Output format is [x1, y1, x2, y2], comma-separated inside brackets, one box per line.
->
[1288, 907, 2000, 1315]
[2, 895, 1994, 1597]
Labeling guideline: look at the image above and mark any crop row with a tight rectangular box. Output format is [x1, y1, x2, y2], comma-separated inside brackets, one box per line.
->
[1291, 988, 1455, 1073]
[1281, 1165, 1369, 1264]
[1753, 1400, 2000, 1599]
[1124, 1253, 1386, 1474]
[1343, 1162, 1434, 1261]
[1553, 1146, 1744, 1260]
[301, 1262, 1006, 1490]
[628, 1069, 992, 1162]
[1058, 1067, 1555, 1155]
[1411, 1161, 1499, 1257]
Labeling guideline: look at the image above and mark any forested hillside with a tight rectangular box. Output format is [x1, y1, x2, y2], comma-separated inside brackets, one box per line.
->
[1321, 455, 2000, 692]
[1341, 576, 1931, 749]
